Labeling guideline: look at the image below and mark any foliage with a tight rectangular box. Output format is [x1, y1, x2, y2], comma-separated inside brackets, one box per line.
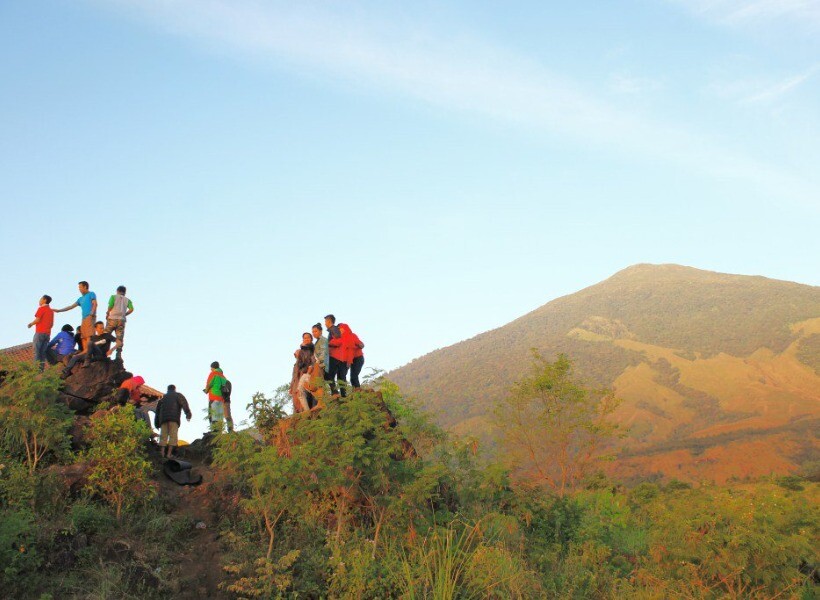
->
[0, 360, 72, 474]
[495, 352, 622, 495]
[83, 405, 155, 521]
[246, 387, 289, 432]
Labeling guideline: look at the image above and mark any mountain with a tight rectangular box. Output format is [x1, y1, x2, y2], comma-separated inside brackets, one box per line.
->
[390, 264, 820, 482]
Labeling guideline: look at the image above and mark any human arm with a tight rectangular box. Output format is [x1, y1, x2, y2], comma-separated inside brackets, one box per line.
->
[203, 372, 214, 394]
[27, 315, 40, 328]
[154, 400, 162, 429]
[126, 300, 134, 317]
[91, 297, 97, 317]
[180, 394, 192, 421]
[53, 301, 79, 314]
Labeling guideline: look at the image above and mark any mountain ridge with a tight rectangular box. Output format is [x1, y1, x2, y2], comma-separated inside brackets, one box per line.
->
[390, 263, 820, 482]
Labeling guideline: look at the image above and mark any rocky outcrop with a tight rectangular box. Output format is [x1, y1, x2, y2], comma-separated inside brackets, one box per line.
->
[59, 360, 132, 415]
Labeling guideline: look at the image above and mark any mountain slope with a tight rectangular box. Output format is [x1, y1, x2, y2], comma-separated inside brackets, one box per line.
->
[390, 264, 820, 482]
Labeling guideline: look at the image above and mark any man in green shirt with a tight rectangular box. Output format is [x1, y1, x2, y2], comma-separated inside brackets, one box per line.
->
[104, 285, 134, 363]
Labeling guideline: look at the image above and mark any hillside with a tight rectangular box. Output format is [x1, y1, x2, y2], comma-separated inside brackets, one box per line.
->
[390, 264, 820, 482]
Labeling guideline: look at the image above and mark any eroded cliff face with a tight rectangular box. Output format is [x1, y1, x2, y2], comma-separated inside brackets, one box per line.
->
[60, 359, 132, 414]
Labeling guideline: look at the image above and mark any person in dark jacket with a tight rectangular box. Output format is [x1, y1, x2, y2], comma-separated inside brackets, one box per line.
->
[154, 384, 192, 459]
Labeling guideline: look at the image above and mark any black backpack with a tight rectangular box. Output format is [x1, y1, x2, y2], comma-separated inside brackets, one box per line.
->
[221, 379, 232, 401]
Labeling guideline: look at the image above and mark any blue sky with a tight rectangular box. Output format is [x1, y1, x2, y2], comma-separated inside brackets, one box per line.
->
[2, 0, 818, 438]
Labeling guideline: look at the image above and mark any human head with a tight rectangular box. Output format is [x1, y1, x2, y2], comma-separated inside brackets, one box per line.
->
[117, 285, 126, 295]
[168, 384, 176, 392]
[61, 324, 74, 333]
[78, 281, 89, 293]
[312, 323, 322, 339]
[211, 361, 220, 369]
[40, 295, 52, 305]
[94, 321, 104, 334]
[324, 314, 336, 328]
[338, 323, 350, 335]
[302, 332, 312, 345]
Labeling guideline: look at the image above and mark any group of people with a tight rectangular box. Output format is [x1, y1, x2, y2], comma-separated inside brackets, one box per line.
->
[25, 287, 369, 454]
[289, 314, 365, 414]
[27, 281, 134, 375]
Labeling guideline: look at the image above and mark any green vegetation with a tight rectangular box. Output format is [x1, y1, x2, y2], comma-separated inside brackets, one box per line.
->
[0, 355, 817, 598]
[495, 353, 621, 495]
[84, 404, 156, 521]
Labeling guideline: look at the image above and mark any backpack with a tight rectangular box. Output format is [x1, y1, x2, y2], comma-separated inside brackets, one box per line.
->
[221, 379, 232, 401]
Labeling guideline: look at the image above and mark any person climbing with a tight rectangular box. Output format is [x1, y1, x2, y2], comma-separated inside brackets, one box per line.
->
[154, 384, 192, 459]
[325, 314, 345, 396]
[117, 374, 145, 406]
[204, 361, 233, 433]
[27, 294, 54, 370]
[63, 321, 113, 375]
[54, 281, 97, 355]
[290, 334, 314, 413]
[103, 285, 134, 363]
[46, 324, 76, 365]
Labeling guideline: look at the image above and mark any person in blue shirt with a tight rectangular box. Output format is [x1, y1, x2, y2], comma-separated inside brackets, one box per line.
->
[46, 324, 77, 364]
[54, 281, 97, 355]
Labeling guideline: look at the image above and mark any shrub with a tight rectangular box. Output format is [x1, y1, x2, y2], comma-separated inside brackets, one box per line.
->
[83, 405, 155, 521]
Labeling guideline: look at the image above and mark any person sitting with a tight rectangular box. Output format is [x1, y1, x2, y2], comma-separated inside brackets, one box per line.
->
[154, 384, 192, 459]
[46, 324, 77, 365]
[63, 321, 113, 375]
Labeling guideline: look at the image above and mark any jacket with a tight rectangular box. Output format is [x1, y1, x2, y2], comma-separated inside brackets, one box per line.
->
[206, 368, 227, 401]
[155, 391, 192, 427]
[329, 323, 362, 366]
[327, 325, 343, 360]
[48, 331, 76, 355]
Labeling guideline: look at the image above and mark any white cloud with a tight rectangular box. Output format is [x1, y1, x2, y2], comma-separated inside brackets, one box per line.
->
[670, 0, 820, 29]
[709, 65, 817, 105]
[94, 0, 816, 205]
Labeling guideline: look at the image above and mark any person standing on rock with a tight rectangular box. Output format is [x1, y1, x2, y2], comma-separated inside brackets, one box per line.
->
[312, 322, 330, 387]
[204, 361, 233, 433]
[103, 285, 134, 364]
[27, 294, 54, 370]
[155, 384, 192, 459]
[54, 281, 97, 356]
[325, 314, 344, 396]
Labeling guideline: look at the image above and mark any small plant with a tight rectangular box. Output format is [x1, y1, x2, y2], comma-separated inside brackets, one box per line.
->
[0, 360, 72, 475]
[83, 405, 155, 521]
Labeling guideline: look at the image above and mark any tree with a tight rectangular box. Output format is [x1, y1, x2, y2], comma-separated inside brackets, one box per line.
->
[0, 361, 72, 475]
[84, 405, 155, 521]
[495, 352, 621, 496]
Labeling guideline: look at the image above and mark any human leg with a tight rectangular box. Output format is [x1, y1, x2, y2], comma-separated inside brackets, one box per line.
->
[209, 401, 225, 433]
[223, 401, 234, 433]
[350, 356, 365, 389]
[80, 316, 93, 350]
[336, 362, 350, 398]
[33, 333, 49, 369]
[159, 422, 169, 457]
[167, 422, 179, 457]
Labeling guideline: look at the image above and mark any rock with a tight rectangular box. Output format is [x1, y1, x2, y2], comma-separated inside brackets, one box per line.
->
[46, 462, 90, 496]
[60, 359, 129, 415]
[68, 416, 91, 450]
[195, 521, 207, 530]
